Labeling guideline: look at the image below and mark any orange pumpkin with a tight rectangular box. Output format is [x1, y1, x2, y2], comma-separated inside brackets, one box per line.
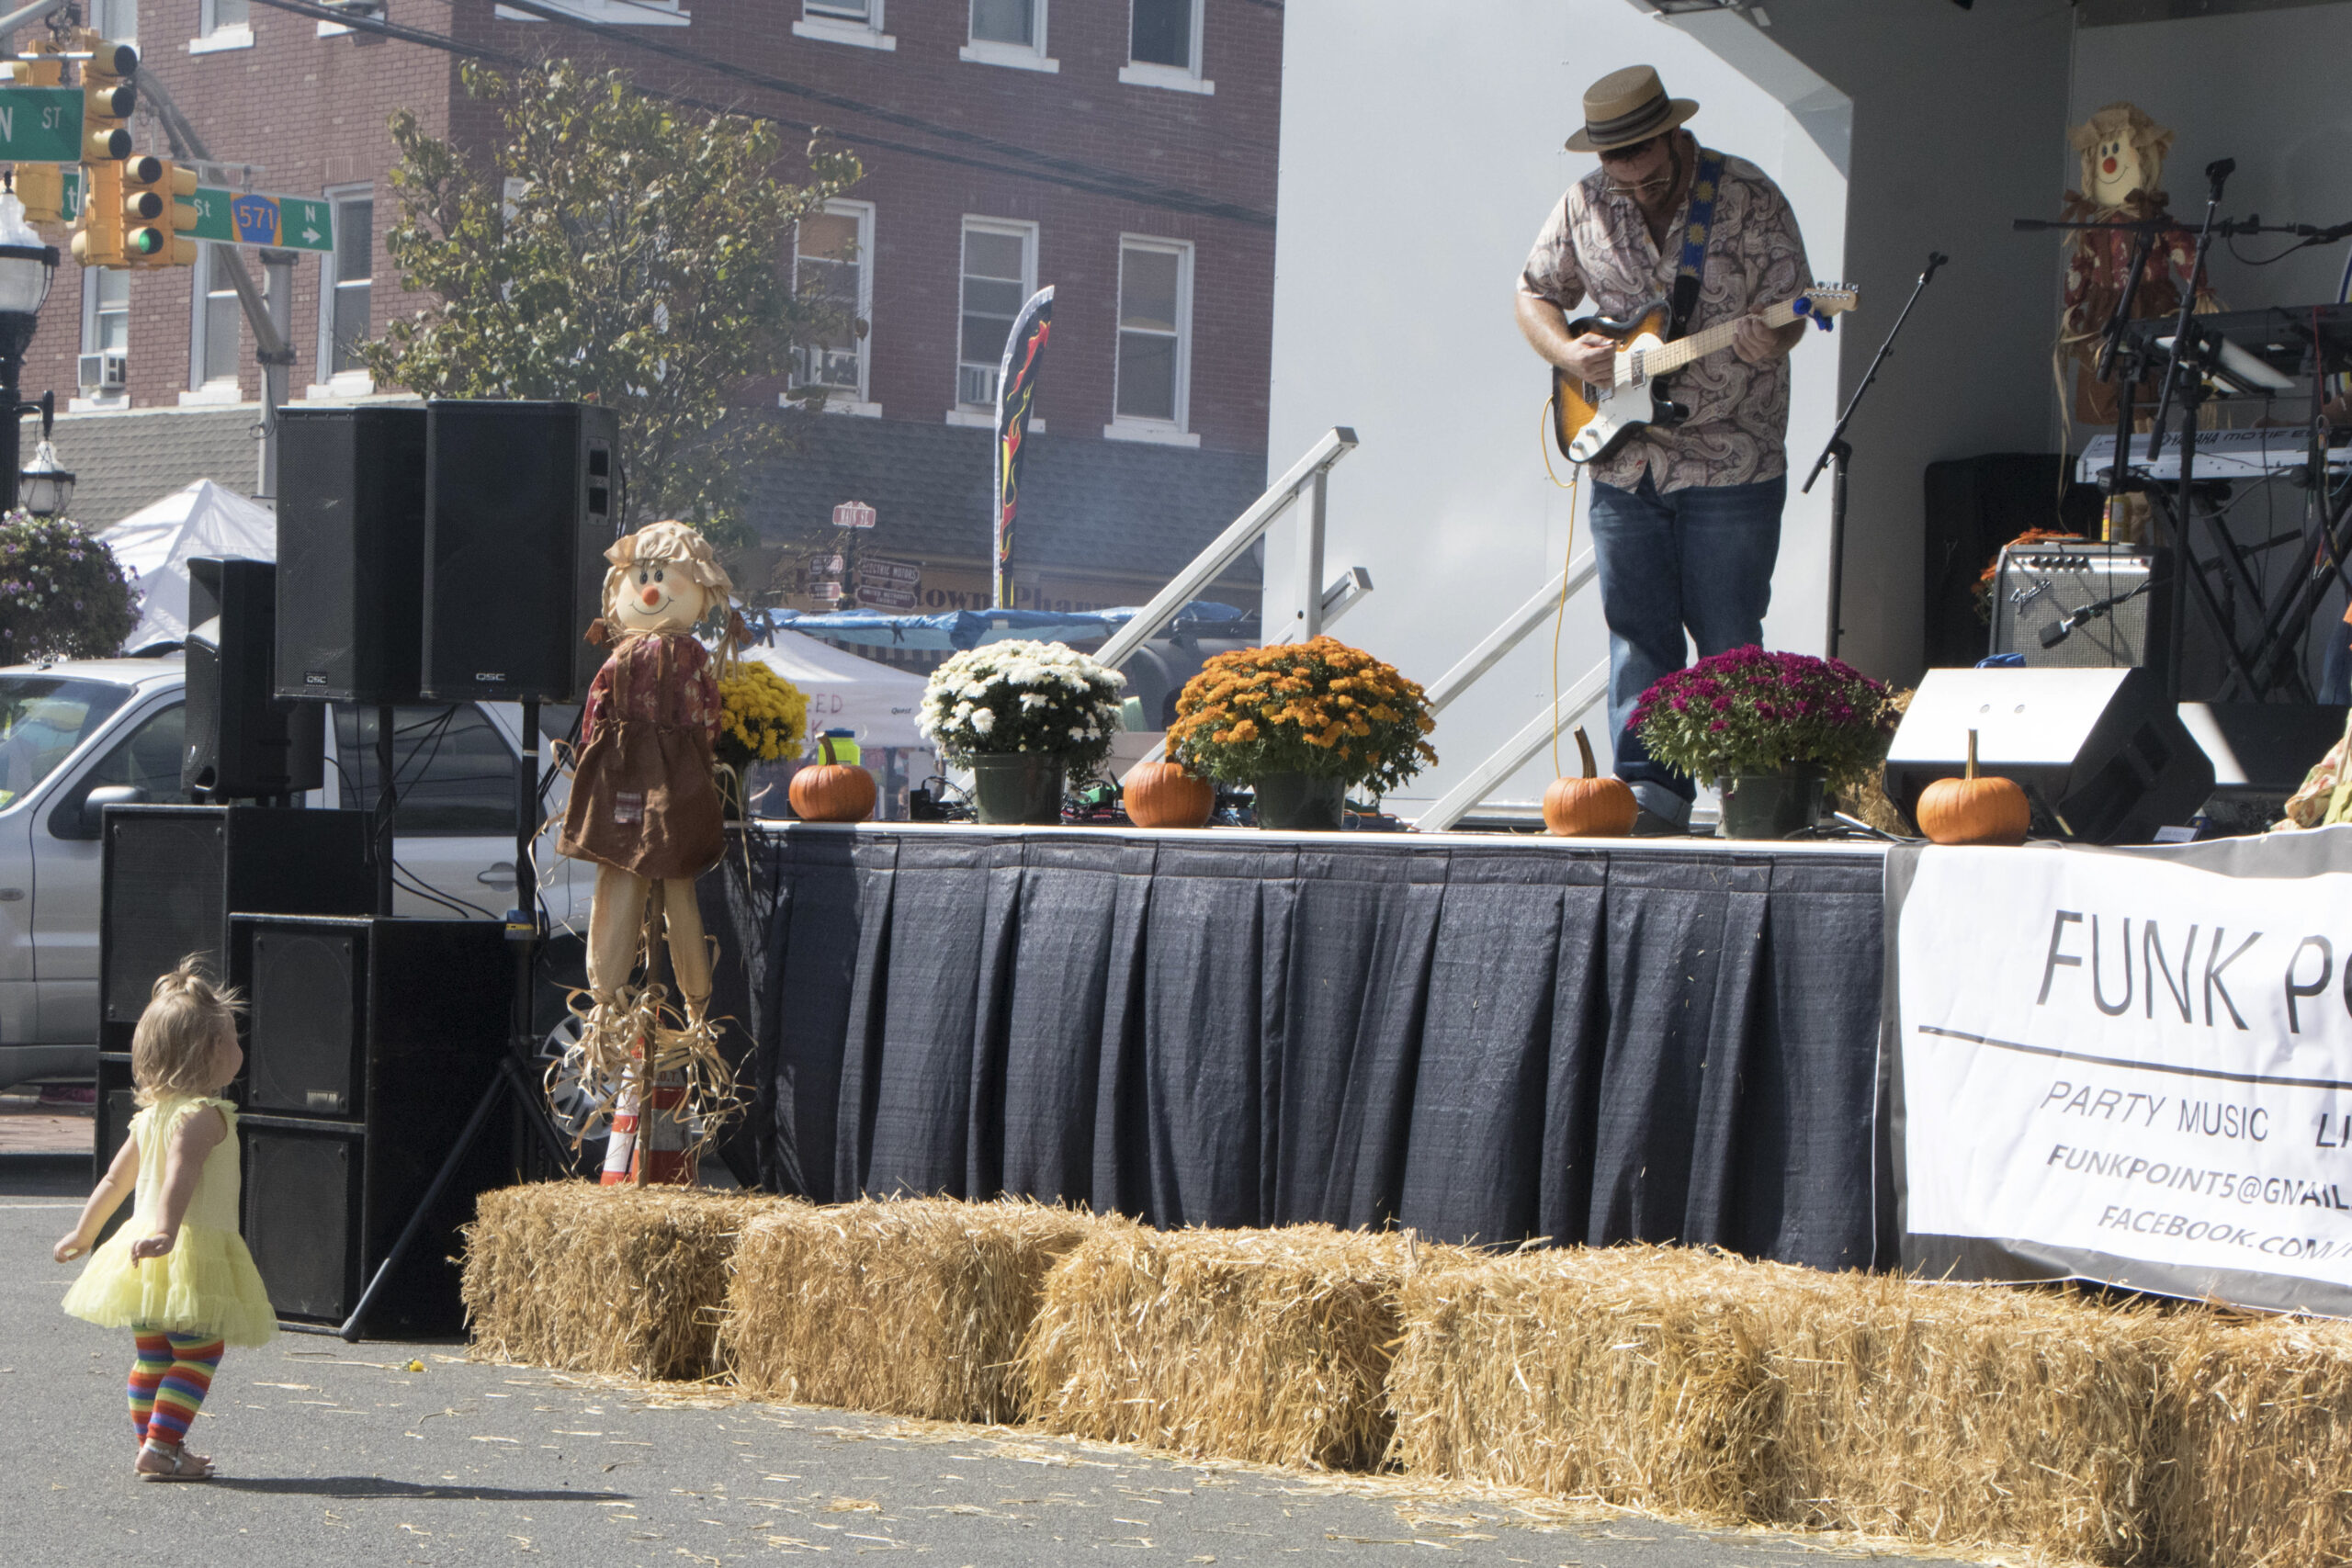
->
[1917, 728, 2030, 846]
[1544, 728, 1639, 838]
[789, 761, 877, 823]
[1124, 759, 1215, 829]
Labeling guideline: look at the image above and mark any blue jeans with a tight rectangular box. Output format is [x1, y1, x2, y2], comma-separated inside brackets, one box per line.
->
[1588, 471, 1785, 822]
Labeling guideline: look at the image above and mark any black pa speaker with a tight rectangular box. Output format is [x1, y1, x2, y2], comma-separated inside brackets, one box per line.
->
[1990, 540, 2174, 669]
[276, 407, 430, 704]
[422, 400, 619, 703]
[98, 805, 374, 1046]
[183, 557, 325, 800]
[1883, 667, 2215, 844]
[236, 915, 514, 1331]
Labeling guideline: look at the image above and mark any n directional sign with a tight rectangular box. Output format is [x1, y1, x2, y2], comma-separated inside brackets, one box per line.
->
[0, 87, 85, 164]
[187, 187, 334, 253]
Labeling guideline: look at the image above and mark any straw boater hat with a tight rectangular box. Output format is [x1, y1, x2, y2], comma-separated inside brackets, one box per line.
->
[1565, 64, 1699, 153]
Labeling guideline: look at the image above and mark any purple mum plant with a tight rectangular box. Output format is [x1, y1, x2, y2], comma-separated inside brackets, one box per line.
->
[1631, 645, 1897, 791]
[0, 511, 138, 667]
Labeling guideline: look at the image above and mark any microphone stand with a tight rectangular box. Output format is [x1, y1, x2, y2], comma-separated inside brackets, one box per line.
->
[2147, 159, 2233, 701]
[1807, 249, 1945, 659]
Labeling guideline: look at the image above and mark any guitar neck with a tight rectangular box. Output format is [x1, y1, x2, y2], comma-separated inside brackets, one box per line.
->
[1639, 296, 1806, 378]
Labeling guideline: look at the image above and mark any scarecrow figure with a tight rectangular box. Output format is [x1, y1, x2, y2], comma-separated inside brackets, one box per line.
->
[2059, 102, 2222, 431]
[555, 519, 744, 1182]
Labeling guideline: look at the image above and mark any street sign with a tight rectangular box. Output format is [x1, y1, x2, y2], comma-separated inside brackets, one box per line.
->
[187, 187, 334, 253]
[856, 554, 920, 612]
[0, 88, 84, 164]
[831, 500, 876, 530]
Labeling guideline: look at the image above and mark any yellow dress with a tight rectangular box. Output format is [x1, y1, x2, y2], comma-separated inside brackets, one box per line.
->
[61, 1094, 277, 1348]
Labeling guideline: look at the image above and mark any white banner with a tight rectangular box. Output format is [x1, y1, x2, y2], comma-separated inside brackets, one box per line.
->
[1895, 840, 2352, 1314]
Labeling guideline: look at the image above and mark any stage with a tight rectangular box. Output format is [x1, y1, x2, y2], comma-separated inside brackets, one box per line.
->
[717, 824, 1891, 1271]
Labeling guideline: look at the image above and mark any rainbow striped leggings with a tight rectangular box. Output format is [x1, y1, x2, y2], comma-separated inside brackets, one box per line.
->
[129, 1330, 223, 1450]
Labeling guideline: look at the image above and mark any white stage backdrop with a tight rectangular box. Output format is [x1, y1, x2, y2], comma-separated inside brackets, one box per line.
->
[1265, 0, 1849, 816]
[1890, 832, 2352, 1318]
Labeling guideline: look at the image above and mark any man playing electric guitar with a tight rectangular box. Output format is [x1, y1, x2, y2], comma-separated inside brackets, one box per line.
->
[1515, 64, 1815, 834]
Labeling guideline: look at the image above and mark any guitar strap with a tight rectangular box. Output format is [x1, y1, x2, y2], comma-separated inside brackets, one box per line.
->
[1668, 147, 1726, 343]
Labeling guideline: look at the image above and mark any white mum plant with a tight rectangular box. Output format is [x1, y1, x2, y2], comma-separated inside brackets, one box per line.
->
[918, 639, 1125, 772]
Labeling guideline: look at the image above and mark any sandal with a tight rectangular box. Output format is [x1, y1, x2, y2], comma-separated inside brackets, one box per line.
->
[136, 1441, 213, 1482]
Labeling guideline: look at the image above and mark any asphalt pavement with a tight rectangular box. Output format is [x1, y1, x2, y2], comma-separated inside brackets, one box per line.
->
[1, 1153, 1984, 1568]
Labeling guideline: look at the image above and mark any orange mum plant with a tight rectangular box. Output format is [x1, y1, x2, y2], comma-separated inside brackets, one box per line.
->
[1166, 636, 1438, 795]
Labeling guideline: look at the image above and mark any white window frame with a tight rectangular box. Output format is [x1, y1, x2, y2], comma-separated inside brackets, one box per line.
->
[183, 243, 243, 405]
[86, 0, 137, 45]
[1105, 235, 1197, 446]
[1120, 0, 1212, 96]
[947, 217, 1042, 430]
[960, 0, 1056, 73]
[307, 183, 376, 400]
[785, 197, 879, 417]
[794, 0, 893, 51]
[74, 266, 130, 412]
[315, 0, 384, 39]
[190, 0, 252, 53]
[492, 0, 690, 25]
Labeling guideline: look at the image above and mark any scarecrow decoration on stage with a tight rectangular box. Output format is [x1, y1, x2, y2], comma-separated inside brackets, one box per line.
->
[554, 519, 747, 1184]
[2058, 102, 2223, 431]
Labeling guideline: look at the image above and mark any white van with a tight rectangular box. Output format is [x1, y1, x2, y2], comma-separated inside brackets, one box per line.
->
[0, 654, 593, 1092]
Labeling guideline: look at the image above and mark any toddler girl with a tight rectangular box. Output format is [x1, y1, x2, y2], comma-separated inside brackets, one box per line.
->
[55, 958, 277, 1480]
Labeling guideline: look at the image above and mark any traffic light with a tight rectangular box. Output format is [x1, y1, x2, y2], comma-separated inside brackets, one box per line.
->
[123, 155, 197, 267]
[13, 163, 63, 226]
[4, 40, 63, 87]
[82, 42, 135, 163]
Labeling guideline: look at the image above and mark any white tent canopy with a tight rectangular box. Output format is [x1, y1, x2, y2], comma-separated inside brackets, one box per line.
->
[96, 479, 276, 653]
[742, 629, 931, 751]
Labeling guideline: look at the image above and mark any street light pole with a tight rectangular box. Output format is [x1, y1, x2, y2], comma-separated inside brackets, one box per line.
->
[0, 186, 62, 515]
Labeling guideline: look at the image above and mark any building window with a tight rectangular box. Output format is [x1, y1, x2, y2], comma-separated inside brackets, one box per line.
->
[87, 0, 137, 42]
[790, 200, 875, 412]
[796, 0, 893, 48]
[319, 187, 373, 382]
[1122, 0, 1211, 94]
[76, 266, 129, 408]
[956, 219, 1035, 415]
[1108, 237, 1195, 444]
[192, 0, 252, 51]
[491, 0, 688, 24]
[962, 0, 1055, 71]
[186, 243, 241, 400]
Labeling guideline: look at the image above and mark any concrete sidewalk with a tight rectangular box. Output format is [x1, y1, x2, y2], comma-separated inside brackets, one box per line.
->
[0, 1193, 1969, 1568]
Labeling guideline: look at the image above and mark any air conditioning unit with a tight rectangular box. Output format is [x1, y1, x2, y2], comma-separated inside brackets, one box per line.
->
[77, 351, 127, 393]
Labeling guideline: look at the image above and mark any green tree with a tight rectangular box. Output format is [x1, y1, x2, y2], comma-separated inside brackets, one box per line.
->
[358, 62, 860, 547]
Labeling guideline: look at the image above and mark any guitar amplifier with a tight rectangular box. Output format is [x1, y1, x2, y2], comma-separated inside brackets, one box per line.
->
[1989, 541, 2172, 669]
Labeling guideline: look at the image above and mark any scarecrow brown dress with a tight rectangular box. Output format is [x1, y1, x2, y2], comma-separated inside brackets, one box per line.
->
[559, 631, 726, 881]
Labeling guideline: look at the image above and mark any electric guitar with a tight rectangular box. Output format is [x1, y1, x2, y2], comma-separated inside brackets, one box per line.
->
[1550, 282, 1859, 464]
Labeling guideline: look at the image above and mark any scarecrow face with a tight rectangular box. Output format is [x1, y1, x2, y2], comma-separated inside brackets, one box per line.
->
[2089, 132, 2152, 208]
[614, 562, 709, 636]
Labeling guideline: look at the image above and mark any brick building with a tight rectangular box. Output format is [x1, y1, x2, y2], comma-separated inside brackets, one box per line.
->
[12, 0, 1279, 615]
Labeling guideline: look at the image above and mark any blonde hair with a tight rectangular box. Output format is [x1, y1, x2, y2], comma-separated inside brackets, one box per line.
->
[2070, 102, 2174, 201]
[600, 519, 737, 628]
[130, 956, 243, 1106]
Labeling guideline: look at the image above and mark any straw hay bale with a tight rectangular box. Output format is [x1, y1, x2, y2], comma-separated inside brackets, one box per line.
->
[2154, 1314, 2352, 1568]
[1022, 1223, 1460, 1471]
[1390, 1247, 2181, 1563]
[460, 1182, 785, 1381]
[718, 1198, 1093, 1424]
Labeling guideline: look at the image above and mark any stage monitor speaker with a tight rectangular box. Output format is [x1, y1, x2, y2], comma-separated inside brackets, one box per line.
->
[237, 915, 514, 1332]
[98, 805, 374, 1043]
[276, 406, 430, 705]
[1989, 540, 2173, 669]
[183, 557, 325, 800]
[1883, 667, 2215, 844]
[422, 400, 618, 704]
[1922, 454, 2105, 668]
[2178, 703, 2350, 792]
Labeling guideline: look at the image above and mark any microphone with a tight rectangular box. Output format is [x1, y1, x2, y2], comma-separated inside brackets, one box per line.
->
[2207, 157, 2235, 199]
[1925, 251, 1950, 281]
[2040, 615, 2075, 649]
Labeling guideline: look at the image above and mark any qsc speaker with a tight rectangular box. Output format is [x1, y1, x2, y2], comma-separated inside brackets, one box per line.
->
[183, 557, 325, 799]
[1883, 667, 2215, 844]
[1989, 541, 2174, 670]
[422, 400, 618, 704]
[276, 407, 430, 704]
[98, 805, 374, 1049]
[236, 915, 514, 1331]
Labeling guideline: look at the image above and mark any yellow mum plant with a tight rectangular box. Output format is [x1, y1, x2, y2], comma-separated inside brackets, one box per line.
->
[1167, 636, 1437, 795]
[715, 660, 811, 768]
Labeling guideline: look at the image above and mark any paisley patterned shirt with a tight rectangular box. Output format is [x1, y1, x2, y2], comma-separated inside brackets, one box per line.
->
[1520, 143, 1810, 493]
[582, 632, 720, 747]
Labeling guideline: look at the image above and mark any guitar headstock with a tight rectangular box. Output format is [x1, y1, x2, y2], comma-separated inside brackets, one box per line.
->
[1800, 282, 1859, 316]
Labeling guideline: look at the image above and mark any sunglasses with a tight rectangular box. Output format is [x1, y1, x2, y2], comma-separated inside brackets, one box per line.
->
[1596, 134, 1666, 164]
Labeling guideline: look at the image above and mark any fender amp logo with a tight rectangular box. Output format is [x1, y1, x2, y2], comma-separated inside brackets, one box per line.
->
[475, 672, 506, 683]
